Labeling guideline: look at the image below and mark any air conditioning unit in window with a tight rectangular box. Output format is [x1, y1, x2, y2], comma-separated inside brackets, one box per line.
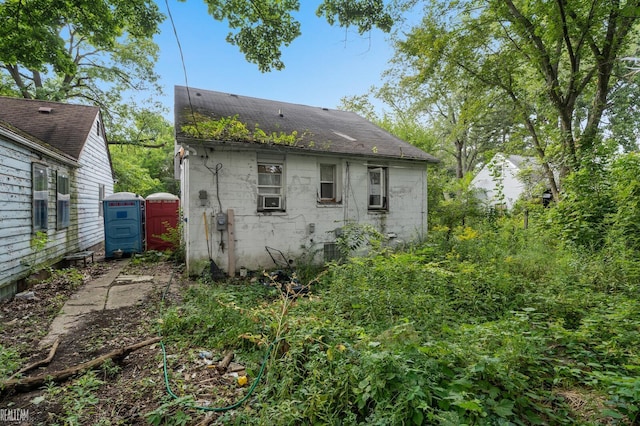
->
[262, 195, 282, 210]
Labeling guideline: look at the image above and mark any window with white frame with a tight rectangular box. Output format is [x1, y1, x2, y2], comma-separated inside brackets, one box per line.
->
[32, 163, 48, 231]
[319, 164, 336, 202]
[368, 167, 388, 210]
[56, 171, 70, 229]
[99, 184, 105, 217]
[257, 162, 284, 211]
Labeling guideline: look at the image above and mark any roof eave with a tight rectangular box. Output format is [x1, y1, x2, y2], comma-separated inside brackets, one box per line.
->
[0, 125, 79, 167]
[176, 136, 439, 163]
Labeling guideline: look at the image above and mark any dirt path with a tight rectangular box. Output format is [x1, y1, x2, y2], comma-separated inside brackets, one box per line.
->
[0, 257, 200, 425]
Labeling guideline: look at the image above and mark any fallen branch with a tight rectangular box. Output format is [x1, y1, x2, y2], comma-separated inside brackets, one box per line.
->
[1, 336, 162, 393]
[8, 338, 60, 381]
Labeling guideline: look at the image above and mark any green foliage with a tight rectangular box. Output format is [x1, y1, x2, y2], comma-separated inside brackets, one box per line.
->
[154, 220, 185, 263]
[22, 231, 50, 273]
[606, 153, 640, 252]
[181, 113, 306, 146]
[45, 268, 86, 291]
[548, 152, 640, 253]
[54, 371, 104, 426]
[30, 230, 48, 252]
[391, 0, 640, 192]
[110, 151, 162, 195]
[0, 344, 21, 381]
[317, 0, 393, 33]
[158, 214, 639, 424]
[334, 222, 386, 258]
[0, 0, 163, 111]
[549, 163, 614, 250]
[99, 358, 121, 379]
[202, 0, 301, 72]
[432, 172, 484, 231]
[109, 111, 177, 196]
[145, 396, 194, 426]
[160, 281, 279, 352]
[201, 0, 392, 72]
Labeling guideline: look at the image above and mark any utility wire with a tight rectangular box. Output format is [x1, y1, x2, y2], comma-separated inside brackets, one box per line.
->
[164, 0, 200, 137]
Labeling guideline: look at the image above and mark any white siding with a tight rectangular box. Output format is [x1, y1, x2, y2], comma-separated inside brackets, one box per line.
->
[76, 116, 114, 250]
[0, 137, 75, 299]
[471, 154, 526, 209]
[183, 147, 428, 275]
[0, 116, 113, 299]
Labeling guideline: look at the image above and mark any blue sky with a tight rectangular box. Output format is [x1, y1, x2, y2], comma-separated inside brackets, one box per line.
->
[152, 1, 396, 123]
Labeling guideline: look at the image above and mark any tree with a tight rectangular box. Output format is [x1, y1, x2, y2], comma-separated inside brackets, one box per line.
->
[109, 110, 177, 195]
[200, 0, 393, 72]
[394, 0, 640, 199]
[0, 0, 396, 132]
[0, 0, 165, 138]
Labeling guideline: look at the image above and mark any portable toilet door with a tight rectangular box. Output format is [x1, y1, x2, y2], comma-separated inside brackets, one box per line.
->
[103, 192, 145, 258]
[145, 192, 180, 251]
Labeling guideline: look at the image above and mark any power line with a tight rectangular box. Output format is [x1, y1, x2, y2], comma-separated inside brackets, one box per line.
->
[164, 0, 200, 137]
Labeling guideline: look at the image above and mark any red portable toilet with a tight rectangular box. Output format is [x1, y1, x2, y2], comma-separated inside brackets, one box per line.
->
[145, 192, 180, 251]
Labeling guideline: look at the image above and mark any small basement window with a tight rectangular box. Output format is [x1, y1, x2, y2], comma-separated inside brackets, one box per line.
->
[324, 242, 342, 262]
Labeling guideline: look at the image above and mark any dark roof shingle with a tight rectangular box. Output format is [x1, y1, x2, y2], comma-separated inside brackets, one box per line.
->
[0, 96, 100, 160]
[174, 86, 438, 162]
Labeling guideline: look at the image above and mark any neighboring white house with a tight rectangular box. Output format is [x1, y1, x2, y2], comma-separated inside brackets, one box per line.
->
[0, 97, 114, 299]
[174, 86, 439, 276]
[471, 153, 540, 210]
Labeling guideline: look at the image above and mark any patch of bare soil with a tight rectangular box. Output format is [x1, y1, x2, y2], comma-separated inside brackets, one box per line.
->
[0, 257, 242, 425]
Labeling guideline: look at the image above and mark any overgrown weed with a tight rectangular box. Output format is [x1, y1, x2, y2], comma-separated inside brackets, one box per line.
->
[160, 215, 639, 424]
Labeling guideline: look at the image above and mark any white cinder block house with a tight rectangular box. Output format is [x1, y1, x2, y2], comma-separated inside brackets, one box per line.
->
[174, 86, 438, 276]
[0, 97, 114, 299]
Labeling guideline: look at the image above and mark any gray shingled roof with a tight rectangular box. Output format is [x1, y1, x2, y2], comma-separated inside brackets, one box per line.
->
[507, 154, 536, 168]
[174, 86, 438, 162]
[0, 118, 77, 163]
[0, 96, 100, 160]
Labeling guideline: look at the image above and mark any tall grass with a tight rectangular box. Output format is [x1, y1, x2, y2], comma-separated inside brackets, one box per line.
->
[162, 215, 640, 425]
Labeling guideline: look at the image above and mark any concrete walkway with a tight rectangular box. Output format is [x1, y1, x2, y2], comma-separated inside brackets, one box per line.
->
[39, 260, 172, 348]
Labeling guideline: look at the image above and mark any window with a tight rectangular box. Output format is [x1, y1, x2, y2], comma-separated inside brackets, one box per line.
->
[32, 164, 48, 231]
[368, 167, 388, 210]
[56, 172, 70, 229]
[319, 164, 336, 202]
[257, 162, 284, 211]
[99, 184, 105, 217]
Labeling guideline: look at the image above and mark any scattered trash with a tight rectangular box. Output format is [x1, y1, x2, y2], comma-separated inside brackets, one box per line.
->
[263, 246, 309, 297]
[199, 351, 213, 360]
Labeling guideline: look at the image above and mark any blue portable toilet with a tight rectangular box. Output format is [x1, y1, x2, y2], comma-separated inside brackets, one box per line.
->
[103, 192, 145, 258]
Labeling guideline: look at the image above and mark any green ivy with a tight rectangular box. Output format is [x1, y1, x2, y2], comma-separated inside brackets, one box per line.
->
[181, 113, 306, 146]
